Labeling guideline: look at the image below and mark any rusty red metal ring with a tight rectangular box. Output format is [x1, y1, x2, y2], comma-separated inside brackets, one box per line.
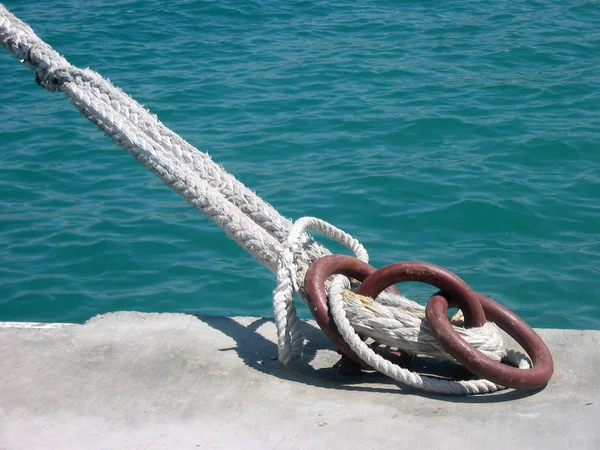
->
[426, 292, 554, 390]
[355, 261, 487, 328]
[304, 255, 400, 366]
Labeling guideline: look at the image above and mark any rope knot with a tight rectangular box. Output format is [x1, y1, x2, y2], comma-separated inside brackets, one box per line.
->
[272, 217, 369, 365]
[26, 44, 74, 91]
[34, 65, 73, 91]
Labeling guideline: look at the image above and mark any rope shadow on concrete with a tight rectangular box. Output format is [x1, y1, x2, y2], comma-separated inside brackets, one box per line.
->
[196, 315, 542, 403]
[197, 314, 400, 395]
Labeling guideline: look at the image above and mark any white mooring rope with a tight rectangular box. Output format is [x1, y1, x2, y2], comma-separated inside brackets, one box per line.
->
[0, 5, 529, 394]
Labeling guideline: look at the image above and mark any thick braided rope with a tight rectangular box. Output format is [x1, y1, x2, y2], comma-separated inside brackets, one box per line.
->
[0, 6, 287, 239]
[343, 290, 507, 361]
[69, 76, 283, 268]
[0, 5, 331, 271]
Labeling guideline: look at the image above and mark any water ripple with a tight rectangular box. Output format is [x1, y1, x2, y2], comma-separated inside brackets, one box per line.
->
[0, 0, 599, 328]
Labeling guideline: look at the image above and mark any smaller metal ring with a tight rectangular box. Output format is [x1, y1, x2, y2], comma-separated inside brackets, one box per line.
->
[426, 293, 554, 390]
[304, 255, 400, 366]
[356, 261, 487, 328]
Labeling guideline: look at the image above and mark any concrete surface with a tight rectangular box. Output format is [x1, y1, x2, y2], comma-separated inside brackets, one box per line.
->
[0, 311, 598, 449]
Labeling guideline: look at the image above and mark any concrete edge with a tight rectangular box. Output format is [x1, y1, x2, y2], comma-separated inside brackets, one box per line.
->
[0, 313, 593, 332]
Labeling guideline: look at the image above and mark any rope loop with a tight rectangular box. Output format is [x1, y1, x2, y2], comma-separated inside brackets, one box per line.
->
[272, 217, 367, 364]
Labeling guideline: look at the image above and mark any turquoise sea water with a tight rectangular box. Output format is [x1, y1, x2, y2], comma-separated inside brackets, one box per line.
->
[0, 1, 599, 329]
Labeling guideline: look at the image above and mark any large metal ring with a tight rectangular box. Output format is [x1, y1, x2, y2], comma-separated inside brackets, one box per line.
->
[356, 261, 487, 328]
[304, 255, 400, 366]
[426, 292, 554, 390]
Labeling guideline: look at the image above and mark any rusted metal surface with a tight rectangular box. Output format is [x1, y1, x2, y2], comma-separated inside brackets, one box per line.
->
[426, 292, 554, 390]
[356, 261, 486, 328]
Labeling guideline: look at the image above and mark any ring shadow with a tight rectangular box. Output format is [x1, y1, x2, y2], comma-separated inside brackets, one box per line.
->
[196, 315, 544, 403]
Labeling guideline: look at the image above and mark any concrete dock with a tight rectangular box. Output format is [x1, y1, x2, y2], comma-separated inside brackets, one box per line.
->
[0, 311, 598, 449]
